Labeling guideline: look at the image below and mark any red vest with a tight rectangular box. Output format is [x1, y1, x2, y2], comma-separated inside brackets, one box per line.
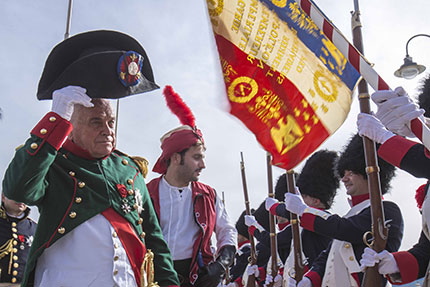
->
[147, 176, 217, 285]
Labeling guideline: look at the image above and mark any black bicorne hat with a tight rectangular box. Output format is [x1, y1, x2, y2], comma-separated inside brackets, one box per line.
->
[236, 208, 255, 239]
[336, 133, 396, 195]
[37, 30, 159, 100]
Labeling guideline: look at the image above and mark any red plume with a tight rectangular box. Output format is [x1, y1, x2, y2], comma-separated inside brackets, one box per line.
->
[163, 85, 195, 127]
[415, 184, 427, 210]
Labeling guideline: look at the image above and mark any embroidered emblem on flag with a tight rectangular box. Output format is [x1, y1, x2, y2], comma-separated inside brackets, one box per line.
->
[206, 0, 360, 169]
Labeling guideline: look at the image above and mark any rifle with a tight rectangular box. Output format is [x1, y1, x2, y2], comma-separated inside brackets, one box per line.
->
[221, 191, 232, 285]
[266, 153, 278, 286]
[240, 152, 257, 287]
[351, 1, 388, 286]
[285, 171, 305, 282]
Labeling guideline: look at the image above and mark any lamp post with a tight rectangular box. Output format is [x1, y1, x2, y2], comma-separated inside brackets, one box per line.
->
[394, 33, 430, 79]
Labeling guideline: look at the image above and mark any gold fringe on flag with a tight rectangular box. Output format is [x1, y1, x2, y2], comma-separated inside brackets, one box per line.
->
[141, 249, 159, 287]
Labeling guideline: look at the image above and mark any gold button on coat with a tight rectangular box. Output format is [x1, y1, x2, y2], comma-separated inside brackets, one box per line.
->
[12, 270, 18, 276]
[344, 243, 351, 248]
[11, 278, 17, 283]
[11, 222, 17, 227]
[49, 116, 56, 122]
[112, 232, 118, 238]
[128, 189, 134, 196]
[12, 227, 17, 233]
[69, 171, 75, 177]
[349, 256, 354, 261]
[13, 240, 18, 246]
[40, 128, 47, 135]
[127, 179, 133, 185]
[140, 232, 146, 239]
[78, 182, 85, 188]
[114, 255, 119, 261]
[113, 270, 118, 275]
[122, 159, 128, 165]
[13, 263, 19, 268]
[133, 204, 138, 210]
[13, 255, 18, 261]
[137, 218, 143, 225]
[12, 234, 18, 239]
[13, 248, 18, 253]
[69, 211, 77, 219]
[58, 227, 66, 234]
[75, 197, 82, 203]
[30, 143, 38, 149]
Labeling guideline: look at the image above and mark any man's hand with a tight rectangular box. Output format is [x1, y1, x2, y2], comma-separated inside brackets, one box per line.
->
[246, 264, 260, 277]
[244, 215, 265, 232]
[357, 113, 395, 144]
[297, 277, 312, 287]
[371, 87, 424, 138]
[265, 197, 279, 211]
[284, 188, 308, 216]
[360, 247, 400, 275]
[51, 86, 93, 121]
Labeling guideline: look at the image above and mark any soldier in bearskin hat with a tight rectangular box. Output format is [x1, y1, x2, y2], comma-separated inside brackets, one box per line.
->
[0, 193, 36, 286]
[285, 134, 404, 287]
[244, 150, 339, 285]
[2, 30, 179, 287]
[358, 77, 430, 285]
[147, 86, 237, 287]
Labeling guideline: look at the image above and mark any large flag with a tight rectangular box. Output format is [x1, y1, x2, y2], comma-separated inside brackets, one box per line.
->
[206, 0, 361, 169]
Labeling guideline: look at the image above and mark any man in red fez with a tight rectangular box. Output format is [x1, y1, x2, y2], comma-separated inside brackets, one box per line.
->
[147, 86, 237, 287]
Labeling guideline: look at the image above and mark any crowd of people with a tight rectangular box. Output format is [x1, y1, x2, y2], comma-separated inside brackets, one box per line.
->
[1, 29, 430, 287]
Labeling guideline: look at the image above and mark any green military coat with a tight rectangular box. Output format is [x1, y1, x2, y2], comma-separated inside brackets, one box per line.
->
[2, 112, 179, 286]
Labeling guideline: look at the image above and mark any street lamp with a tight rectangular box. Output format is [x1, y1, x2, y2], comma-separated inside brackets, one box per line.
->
[394, 34, 430, 79]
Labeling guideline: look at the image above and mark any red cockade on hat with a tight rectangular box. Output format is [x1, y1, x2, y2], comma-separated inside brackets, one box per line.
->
[116, 183, 128, 198]
[153, 86, 204, 174]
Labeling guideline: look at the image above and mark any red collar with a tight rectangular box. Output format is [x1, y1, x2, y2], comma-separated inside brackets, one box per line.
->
[278, 222, 289, 230]
[238, 240, 250, 249]
[62, 139, 112, 160]
[351, 193, 370, 206]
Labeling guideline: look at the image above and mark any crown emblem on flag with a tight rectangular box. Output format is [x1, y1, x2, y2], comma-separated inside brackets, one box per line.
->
[117, 51, 143, 87]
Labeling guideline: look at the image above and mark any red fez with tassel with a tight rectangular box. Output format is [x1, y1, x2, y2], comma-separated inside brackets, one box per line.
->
[152, 86, 204, 174]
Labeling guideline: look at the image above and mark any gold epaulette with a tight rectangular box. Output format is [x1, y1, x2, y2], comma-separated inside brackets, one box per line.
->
[0, 207, 6, 219]
[130, 156, 149, 178]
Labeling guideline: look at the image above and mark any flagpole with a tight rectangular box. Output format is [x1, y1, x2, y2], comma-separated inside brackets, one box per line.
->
[266, 153, 278, 286]
[64, 0, 73, 40]
[351, 2, 387, 286]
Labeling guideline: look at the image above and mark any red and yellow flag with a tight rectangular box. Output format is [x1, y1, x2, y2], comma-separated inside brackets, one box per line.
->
[206, 0, 360, 169]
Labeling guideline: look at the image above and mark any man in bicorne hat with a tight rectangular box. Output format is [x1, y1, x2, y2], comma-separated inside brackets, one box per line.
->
[287, 134, 404, 287]
[147, 86, 237, 287]
[2, 30, 179, 287]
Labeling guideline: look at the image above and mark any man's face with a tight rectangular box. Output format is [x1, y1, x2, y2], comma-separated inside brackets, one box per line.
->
[341, 170, 369, 197]
[176, 144, 206, 184]
[2, 194, 27, 216]
[69, 99, 116, 158]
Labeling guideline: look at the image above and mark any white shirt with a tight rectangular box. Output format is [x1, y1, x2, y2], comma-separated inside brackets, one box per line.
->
[158, 177, 237, 261]
[34, 214, 137, 287]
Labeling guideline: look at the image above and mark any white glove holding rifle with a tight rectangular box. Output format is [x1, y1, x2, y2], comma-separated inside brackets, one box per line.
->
[371, 87, 424, 138]
[51, 86, 94, 121]
[244, 215, 265, 232]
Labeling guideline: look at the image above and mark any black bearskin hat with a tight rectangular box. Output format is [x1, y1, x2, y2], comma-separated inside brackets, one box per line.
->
[37, 30, 158, 100]
[274, 150, 339, 209]
[336, 133, 396, 194]
[253, 201, 270, 232]
[236, 209, 255, 239]
[274, 172, 298, 201]
[418, 74, 430, 116]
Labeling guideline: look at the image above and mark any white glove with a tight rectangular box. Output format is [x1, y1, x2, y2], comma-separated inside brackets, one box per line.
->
[372, 87, 424, 137]
[357, 113, 395, 144]
[265, 197, 279, 211]
[246, 264, 260, 277]
[297, 277, 312, 287]
[360, 247, 399, 275]
[284, 188, 308, 216]
[51, 86, 94, 121]
[244, 215, 265, 232]
[286, 275, 297, 287]
[264, 274, 282, 287]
